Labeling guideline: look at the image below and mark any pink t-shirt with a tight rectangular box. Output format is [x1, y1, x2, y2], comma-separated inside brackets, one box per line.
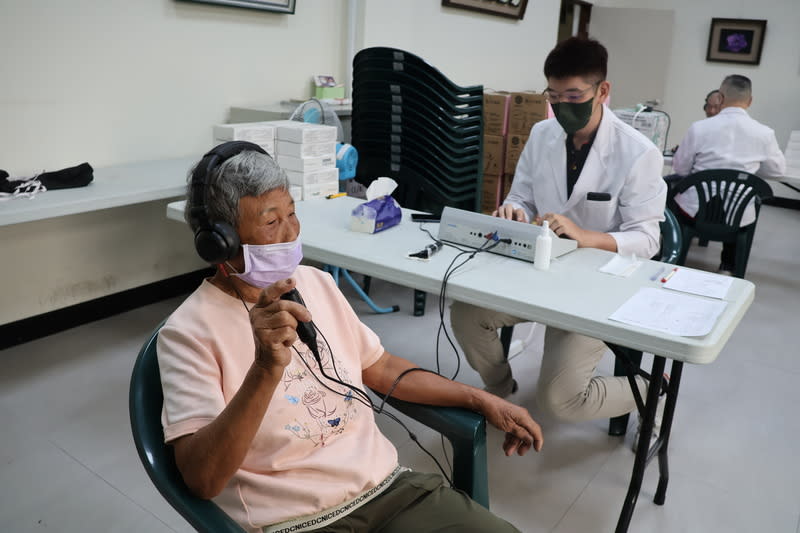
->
[157, 266, 398, 531]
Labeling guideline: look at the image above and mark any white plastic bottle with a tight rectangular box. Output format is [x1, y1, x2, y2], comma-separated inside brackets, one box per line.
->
[534, 220, 552, 271]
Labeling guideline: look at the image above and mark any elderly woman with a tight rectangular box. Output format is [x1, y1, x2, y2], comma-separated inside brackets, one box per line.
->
[158, 142, 543, 533]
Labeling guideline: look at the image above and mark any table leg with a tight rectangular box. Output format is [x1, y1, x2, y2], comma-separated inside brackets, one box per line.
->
[615, 355, 666, 533]
[655, 360, 683, 504]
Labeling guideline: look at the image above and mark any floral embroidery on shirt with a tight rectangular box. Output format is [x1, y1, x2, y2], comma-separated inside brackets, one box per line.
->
[281, 338, 361, 447]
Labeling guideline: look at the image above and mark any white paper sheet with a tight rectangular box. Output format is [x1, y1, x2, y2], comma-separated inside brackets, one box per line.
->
[598, 254, 642, 278]
[609, 288, 728, 337]
[662, 268, 733, 299]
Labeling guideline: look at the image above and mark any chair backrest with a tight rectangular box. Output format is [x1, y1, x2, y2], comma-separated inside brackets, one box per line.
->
[129, 324, 245, 533]
[657, 208, 682, 264]
[674, 169, 773, 238]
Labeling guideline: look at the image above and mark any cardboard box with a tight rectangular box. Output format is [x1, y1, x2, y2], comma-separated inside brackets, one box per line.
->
[277, 140, 336, 159]
[213, 123, 275, 156]
[302, 181, 339, 200]
[504, 133, 529, 175]
[508, 92, 548, 135]
[284, 167, 339, 187]
[483, 91, 510, 137]
[501, 174, 514, 200]
[481, 173, 502, 214]
[276, 122, 338, 144]
[482, 135, 506, 176]
[277, 154, 336, 173]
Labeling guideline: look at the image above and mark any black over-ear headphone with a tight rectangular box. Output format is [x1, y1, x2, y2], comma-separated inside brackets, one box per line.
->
[189, 140, 268, 264]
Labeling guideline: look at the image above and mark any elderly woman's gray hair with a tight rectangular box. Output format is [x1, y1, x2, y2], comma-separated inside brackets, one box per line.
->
[184, 150, 290, 232]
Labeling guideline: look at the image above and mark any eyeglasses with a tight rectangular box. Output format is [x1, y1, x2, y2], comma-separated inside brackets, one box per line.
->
[544, 82, 600, 103]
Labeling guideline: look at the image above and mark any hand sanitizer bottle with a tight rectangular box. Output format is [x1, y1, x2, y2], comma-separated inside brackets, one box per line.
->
[534, 220, 552, 271]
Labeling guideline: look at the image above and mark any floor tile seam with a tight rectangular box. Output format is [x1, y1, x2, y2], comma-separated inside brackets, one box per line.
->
[48, 438, 181, 532]
[620, 454, 800, 518]
[548, 444, 617, 532]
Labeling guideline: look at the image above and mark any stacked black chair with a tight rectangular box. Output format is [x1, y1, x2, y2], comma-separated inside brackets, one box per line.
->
[352, 47, 484, 214]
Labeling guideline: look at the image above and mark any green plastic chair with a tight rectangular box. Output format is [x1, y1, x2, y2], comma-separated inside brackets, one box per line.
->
[130, 323, 489, 533]
[672, 169, 773, 278]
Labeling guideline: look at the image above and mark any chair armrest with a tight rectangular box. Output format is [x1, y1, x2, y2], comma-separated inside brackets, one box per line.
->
[382, 395, 489, 508]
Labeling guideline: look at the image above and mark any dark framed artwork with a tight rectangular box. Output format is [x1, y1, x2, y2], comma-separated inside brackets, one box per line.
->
[442, 0, 528, 20]
[706, 18, 766, 65]
[178, 0, 296, 13]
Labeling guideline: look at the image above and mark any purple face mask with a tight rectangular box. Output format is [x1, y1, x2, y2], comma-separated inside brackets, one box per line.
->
[232, 235, 303, 288]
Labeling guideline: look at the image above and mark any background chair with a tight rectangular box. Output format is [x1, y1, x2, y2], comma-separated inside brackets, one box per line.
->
[130, 324, 489, 533]
[500, 208, 683, 436]
[672, 169, 773, 278]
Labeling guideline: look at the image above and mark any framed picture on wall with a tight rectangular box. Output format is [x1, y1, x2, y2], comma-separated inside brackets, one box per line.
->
[706, 18, 766, 65]
[177, 0, 296, 14]
[441, 0, 528, 21]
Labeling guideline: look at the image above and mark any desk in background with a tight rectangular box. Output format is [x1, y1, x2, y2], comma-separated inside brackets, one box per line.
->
[228, 102, 352, 142]
[167, 196, 753, 532]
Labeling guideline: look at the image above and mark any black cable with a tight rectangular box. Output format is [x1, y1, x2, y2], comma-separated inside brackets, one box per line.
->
[293, 345, 454, 486]
[227, 279, 456, 486]
[435, 238, 502, 380]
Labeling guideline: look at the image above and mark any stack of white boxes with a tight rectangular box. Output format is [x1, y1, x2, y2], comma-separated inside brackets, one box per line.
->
[212, 122, 276, 157]
[273, 121, 339, 200]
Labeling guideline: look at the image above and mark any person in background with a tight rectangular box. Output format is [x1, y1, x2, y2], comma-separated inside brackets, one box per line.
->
[703, 89, 723, 118]
[158, 144, 544, 533]
[670, 74, 786, 275]
[668, 89, 723, 154]
[450, 38, 666, 438]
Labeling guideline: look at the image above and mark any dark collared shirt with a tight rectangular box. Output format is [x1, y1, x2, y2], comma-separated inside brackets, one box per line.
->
[565, 132, 597, 198]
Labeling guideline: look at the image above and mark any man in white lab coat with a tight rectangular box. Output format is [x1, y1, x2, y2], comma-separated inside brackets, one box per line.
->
[451, 37, 666, 424]
[671, 74, 786, 274]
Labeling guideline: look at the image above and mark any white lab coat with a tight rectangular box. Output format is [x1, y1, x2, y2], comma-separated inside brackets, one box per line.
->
[672, 107, 786, 226]
[503, 108, 666, 259]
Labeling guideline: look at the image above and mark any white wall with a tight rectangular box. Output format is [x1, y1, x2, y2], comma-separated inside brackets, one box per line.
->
[0, 0, 346, 323]
[0, 0, 347, 174]
[591, 8, 675, 111]
[358, 0, 561, 92]
[0, 0, 561, 323]
[593, 0, 800, 149]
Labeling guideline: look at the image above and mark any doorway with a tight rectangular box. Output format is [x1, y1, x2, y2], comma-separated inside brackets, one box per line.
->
[557, 0, 593, 42]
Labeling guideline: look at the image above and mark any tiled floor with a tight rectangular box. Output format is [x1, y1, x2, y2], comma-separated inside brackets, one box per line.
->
[1, 202, 799, 532]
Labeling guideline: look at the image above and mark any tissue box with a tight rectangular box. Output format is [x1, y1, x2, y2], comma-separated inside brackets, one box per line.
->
[314, 86, 345, 100]
[350, 196, 402, 234]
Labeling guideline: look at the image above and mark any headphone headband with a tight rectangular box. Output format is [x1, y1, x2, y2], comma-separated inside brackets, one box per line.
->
[190, 140, 269, 264]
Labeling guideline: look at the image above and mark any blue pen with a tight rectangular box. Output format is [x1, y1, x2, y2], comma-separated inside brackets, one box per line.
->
[650, 266, 666, 282]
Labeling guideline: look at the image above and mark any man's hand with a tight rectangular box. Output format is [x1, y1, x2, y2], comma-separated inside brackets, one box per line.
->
[540, 213, 586, 244]
[493, 204, 527, 222]
[249, 278, 312, 376]
[478, 393, 544, 456]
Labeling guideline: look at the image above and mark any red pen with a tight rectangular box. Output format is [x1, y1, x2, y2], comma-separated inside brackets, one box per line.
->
[661, 267, 678, 283]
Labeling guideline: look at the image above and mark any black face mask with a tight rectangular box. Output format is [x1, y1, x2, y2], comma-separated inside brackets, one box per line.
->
[0, 162, 93, 195]
[550, 99, 595, 135]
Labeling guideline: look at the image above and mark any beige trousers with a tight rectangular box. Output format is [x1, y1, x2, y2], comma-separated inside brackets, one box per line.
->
[450, 301, 647, 422]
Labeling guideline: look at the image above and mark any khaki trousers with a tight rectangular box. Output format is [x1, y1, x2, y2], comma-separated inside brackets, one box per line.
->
[316, 471, 519, 532]
[450, 301, 647, 422]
